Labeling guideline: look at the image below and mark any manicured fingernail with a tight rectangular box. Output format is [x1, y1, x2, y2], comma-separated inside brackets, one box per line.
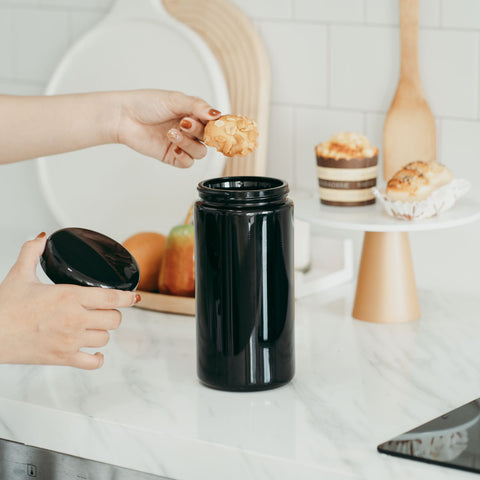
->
[180, 119, 192, 130]
[167, 129, 180, 141]
[208, 108, 221, 117]
[134, 293, 142, 304]
[36, 232, 46, 239]
[174, 146, 183, 155]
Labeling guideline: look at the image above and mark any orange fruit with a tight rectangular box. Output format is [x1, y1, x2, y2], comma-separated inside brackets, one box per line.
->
[123, 232, 166, 292]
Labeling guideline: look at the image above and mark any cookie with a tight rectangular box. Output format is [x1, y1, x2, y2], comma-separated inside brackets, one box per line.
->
[204, 115, 258, 157]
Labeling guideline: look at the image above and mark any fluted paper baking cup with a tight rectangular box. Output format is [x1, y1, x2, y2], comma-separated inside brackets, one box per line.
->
[372, 179, 471, 220]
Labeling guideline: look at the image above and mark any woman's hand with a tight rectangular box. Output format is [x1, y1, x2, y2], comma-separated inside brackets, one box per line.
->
[0, 233, 140, 369]
[115, 89, 222, 168]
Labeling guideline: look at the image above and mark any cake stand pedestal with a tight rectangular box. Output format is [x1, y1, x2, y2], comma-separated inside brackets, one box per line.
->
[295, 195, 480, 323]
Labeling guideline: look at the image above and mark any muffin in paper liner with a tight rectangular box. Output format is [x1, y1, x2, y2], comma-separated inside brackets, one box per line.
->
[372, 179, 471, 220]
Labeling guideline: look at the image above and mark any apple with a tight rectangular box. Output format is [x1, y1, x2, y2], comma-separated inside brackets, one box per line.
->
[158, 224, 195, 297]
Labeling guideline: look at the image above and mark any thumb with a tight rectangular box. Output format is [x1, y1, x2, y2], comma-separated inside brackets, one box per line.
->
[9, 232, 47, 281]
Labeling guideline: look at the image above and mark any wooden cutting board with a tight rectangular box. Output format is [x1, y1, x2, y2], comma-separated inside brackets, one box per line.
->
[382, 0, 436, 181]
[136, 0, 271, 315]
[163, 0, 271, 177]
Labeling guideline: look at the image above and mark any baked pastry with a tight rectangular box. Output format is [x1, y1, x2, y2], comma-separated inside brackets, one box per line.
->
[386, 161, 453, 202]
[204, 115, 258, 157]
[397, 161, 453, 189]
[315, 132, 379, 206]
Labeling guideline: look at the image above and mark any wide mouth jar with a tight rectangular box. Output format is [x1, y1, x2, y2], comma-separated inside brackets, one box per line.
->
[197, 176, 289, 207]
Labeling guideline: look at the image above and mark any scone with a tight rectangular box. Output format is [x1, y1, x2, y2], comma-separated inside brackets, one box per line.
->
[204, 115, 258, 157]
[315, 132, 379, 206]
[386, 161, 453, 202]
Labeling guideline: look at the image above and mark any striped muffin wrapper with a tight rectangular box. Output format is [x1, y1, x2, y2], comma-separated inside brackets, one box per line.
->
[318, 178, 377, 190]
[316, 155, 378, 206]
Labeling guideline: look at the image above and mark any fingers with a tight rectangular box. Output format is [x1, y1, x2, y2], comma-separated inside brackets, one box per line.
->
[83, 308, 122, 331]
[69, 351, 105, 370]
[82, 329, 110, 348]
[167, 128, 207, 159]
[163, 143, 194, 169]
[9, 232, 47, 280]
[78, 287, 140, 310]
[165, 91, 221, 123]
[179, 117, 206, 141]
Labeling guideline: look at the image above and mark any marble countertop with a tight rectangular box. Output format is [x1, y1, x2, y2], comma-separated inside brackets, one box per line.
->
[1, 257, 480, 480]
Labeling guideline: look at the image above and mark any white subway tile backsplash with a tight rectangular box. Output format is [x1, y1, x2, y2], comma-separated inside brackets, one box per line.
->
[330, 25, 479, 119]
[365, 0, 440, 27]
[228, 0, 292, 20]
[38, 0, 113, 10]
[294, 107, 365, 192]
[266, 104, 295, 186]
[365, 112, 386, 180]
[13, 8, 69, 82]
[330, 25, 399, 111]
[0, 80, 43, 95]
[441, 0, 480, 30]
[1, 0, 480, 294]
[0, 0, 39, 6]
[0, 8, 14, 79]
[420, 30, 479, 119]
[440, 119, 480, 196]
[258, 21, 327, 107]
[294, 0, 364, 24]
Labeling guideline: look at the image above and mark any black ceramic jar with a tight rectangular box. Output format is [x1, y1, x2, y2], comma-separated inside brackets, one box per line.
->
[195, 176, 295, 391]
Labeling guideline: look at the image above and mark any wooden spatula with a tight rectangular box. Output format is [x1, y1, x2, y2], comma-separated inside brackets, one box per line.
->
[382, 0, 436, 181]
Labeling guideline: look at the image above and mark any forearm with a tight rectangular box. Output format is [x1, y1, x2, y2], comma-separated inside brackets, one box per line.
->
[0, 92, 120, 164]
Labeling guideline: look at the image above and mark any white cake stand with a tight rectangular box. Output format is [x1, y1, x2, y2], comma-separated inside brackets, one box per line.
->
[295, 194, 480, 323]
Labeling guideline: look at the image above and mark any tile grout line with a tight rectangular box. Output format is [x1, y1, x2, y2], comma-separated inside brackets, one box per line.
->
[0, 2, 109, 14]
[438, 0, 443, 28]
[1, 2, 480, 33]
[326, 24, 330, 109]
[477, 31, 480, 120]
[292, 106, 298, 191]
[270, 102, 480, 124]
[10, 7, 16, 81]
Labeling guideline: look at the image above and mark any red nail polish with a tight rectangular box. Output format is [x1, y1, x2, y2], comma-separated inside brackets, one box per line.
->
[36, 232, 46, 239]
[180, 119, 192, 130]
[134, 293, 142, 304]
[174, 146, 183, 155]
[209, 109, 221, 117]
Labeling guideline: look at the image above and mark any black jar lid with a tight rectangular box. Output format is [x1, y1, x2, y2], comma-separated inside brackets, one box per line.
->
[40, 227, 139, 291]
[197, 176, 289, 207]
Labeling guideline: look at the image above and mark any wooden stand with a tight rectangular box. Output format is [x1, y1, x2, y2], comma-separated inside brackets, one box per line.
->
[352, 232, 420, 323]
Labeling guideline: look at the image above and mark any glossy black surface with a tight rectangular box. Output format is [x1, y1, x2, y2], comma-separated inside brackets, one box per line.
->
[378, 398, 480, 474]
[195, 177, 294, 391]
[0, 437, 169, 479]
[40, 227, 139, 291]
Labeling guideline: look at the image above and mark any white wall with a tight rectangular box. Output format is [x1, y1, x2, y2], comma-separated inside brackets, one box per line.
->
[0, 0, 479, 293]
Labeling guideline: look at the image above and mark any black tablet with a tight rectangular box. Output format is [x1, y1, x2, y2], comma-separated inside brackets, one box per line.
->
[378, 398, 480, 474]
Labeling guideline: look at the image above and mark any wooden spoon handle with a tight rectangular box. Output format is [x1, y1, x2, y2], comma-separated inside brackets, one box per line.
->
[184, 203, 194, 225]
[399, 0, 421, 83]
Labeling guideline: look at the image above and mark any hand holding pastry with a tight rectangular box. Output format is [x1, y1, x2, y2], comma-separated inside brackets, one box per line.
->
[203, 114, 258, 157]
